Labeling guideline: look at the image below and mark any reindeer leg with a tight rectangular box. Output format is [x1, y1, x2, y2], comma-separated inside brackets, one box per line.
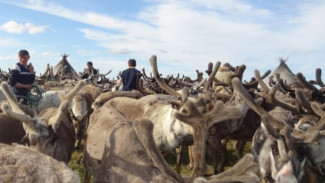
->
[176, 145, 182, 174]
[77, 154, 83, 165]
[303, 164, 318, 183]
[74, 131, 83, 149]
[218, 139, 228, 173]
[207, 136, 219, 174]
[188, 145, 194, 169]
[234, 139, 247, 159]
[83, 170, 91, 183]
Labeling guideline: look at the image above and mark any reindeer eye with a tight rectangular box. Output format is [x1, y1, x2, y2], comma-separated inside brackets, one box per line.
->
[181, 109, 187, 113]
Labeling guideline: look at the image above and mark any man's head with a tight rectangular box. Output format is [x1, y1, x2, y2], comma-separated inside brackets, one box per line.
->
[18, 50, 30, 66]
[128, 59, 136, 67]
[87, 61, 93, 69]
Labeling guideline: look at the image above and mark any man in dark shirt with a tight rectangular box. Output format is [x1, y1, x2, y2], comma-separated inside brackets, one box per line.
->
[8, 50, 35, 105]
[82, 61, 98, 79]
[117, 59, 141, 91]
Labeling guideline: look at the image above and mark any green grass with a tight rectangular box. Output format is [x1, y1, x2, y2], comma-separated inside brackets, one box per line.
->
[68, 145, 88, 180]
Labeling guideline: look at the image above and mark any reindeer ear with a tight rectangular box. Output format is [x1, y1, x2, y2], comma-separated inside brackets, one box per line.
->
[174, 112, 195, 125]
[269, 150, 278, 179]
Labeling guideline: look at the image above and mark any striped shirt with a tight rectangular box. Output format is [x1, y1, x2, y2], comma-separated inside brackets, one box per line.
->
[8, 63, 35, 99]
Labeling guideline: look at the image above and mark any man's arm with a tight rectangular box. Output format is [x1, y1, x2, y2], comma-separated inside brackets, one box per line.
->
[93, 68, 98, 76]
[117, 77, 123, 86]
[8, 69, 19, 87]
[15, 82, 33, 90]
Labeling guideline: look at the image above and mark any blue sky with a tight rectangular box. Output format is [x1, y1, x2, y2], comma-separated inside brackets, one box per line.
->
[0, 0, 324, 81]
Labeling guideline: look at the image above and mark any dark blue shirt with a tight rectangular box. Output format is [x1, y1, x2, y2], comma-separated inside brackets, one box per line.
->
[82, 68, 98, 79]
[121, 68, 140, 91]
[89, 68, 98, 75]
[8, 63, 35, 99]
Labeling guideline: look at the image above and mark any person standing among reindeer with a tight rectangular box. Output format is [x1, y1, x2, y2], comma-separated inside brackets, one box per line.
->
[82, 61, 99, 85]
[117, 59, 141, 91]
[82, 61, 98, 79]
[8, 49, 35, 105]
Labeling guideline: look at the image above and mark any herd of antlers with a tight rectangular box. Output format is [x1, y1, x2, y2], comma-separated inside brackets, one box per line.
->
[1, 55, 325, 183]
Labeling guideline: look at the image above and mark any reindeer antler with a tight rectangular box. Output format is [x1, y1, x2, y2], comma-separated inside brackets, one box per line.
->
[149, 55, 182, 98]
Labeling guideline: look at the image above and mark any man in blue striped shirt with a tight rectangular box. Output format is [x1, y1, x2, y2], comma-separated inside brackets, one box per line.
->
[8, 50, 35, 105]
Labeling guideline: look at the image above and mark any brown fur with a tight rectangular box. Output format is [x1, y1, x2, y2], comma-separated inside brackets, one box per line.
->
[174, 93, 244, 180]
[92, 90, 143, 109]
[0, 114, 26, 144]
[105, 94, 192, 153]
[0, 143, 80, 183]
[0, 80, 85, 163]
[205, 102, 261, 173]
[198, 154, 260, 183]
[0, 104, 37, 145]
[84, 105, 179, 183]
[232, 77, 325, 182]
[70, 85, 102, 148]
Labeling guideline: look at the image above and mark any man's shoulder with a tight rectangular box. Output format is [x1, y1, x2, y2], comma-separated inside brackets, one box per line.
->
[122, 68, 132, 73]
[11, 63, 21, 72]
[124, 68, 140, 73]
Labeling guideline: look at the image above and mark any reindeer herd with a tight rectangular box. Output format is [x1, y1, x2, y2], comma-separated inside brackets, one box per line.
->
[1, 55, 325, 183]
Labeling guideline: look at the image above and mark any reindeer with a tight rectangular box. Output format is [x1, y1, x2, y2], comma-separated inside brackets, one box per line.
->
[0, 103, 36, 145]
[0, 80, 85, 163]
[83, 55, 248, 182]
[91, 56, 199, 155]
[84, 86, 246, 183]
[69, 84, 102, 149]
[0, 143, 80, 183]
[187, 62, 270, 174]
[232, 76, 325, 183]
[83, 105, 184, 183]
[257, 67, 325, 182]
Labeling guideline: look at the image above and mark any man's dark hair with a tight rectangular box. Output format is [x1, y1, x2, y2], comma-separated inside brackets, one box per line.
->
[18, 50, 29, 57]
[128, 59, 136, 67]
[87, 61, 93, 66]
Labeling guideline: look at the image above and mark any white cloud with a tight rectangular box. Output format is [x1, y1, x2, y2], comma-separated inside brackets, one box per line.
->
[0, 21, 25, 33]
[0, 55, 16, 61]
[75, 0, 325, 79]
[0, 20, 47, 34]
[2, 0, 325, 80]
[25, 22, 46, 34]
[11, 0, 148, 32]
[189, 0, 273, 19]
[0, 37, 26, 47]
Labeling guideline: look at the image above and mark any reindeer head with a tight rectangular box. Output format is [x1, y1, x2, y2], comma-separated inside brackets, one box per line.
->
[232, 77, 325, 182]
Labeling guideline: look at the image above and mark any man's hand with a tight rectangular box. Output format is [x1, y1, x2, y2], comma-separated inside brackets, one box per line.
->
[25, 84, 33, 90]
[28, 63, 35, 74]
